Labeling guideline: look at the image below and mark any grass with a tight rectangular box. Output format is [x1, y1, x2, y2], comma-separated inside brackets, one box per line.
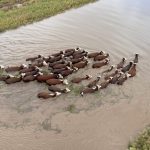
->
[68, 83, 84, 96]
[128, 126, 150, 150]
[0, 69, 6, 75]
[66, 104, 76, 113]
[0, 0, 96, 32]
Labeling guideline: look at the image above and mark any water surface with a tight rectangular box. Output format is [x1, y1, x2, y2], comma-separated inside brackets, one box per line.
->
[0, 0, 150, 149]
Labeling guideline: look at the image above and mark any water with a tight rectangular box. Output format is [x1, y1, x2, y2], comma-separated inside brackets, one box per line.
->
[0, 0, 150, 149]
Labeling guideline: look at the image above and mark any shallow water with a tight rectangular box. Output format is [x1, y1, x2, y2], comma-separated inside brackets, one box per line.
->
[0, 0, 150, 149]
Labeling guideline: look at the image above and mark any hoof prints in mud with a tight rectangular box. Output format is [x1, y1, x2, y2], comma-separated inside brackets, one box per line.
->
[0, 48, 138, 99]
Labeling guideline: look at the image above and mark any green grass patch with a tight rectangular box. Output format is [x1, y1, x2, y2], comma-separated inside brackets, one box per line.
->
[0, 0, 96, 32]
[66, 104, 76, 113]
[0, 69, 6, 75]
[69, 83, 84, 96]
[128, 126, 150, 150]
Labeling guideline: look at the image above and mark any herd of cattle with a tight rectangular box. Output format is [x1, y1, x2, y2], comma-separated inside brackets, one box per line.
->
[0, 48, 138, 99]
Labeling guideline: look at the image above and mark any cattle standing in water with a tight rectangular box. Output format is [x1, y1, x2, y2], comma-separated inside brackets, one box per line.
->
[37, 92, 61, 99]
[99, 79, 111, 89]
[73, 53, 88, 59]
[5, 64, 27, 72]
[60, 68, 76, 77]
[71, 75, 92, 83]
[48, 85, 70, 93]
[36, 73, 63, 82]
[64, 48, 75, 53]
[73, 60, 88, 69]
[80, 85, 101, 96]
[117, 58, 126, 69]
[102, 65, 114, 74]
[94, 53, 109, 61]
[29, 60, 48, 68]
[109, 73, 122, 84]
[87, 76, 101, 88]
[48, 55, 64, 63]
[128, 63, 136, 77]
[133, 54, 139, 63]
[46, 79, 68, 86]
[117, 73, 130, 85]
[92, 59, 109, 68]
[22, 74, 38, 82]
[64, 50, 75, 57]
[51, 51, 63, 57]
[104, 69, 119, 80]
[52, 63, 69, 69]
[49, 60, 66, 67]
[26, 55, 42, 62]
[88, 51, 104, 58]
[70, 56, 86, 64]
[52, 67, 71, 74]
[5, 75, 22, 84]
[20, 66, 37, 73]
[121, 62, 133, 73]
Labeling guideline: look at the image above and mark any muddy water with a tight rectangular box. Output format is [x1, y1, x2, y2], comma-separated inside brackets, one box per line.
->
[0, 0, 150, 149]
